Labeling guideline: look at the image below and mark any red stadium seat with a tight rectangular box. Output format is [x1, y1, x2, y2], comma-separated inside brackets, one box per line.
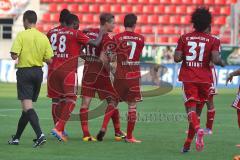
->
[168, 36, 179, 44]
[43, 24, 53, 33]
[95, 0, 105, 3]
[211, 26, 220, 35]
[127, 0, 138, 3]
[89, 4, 100, 13]
[138, 15, 148, 24]
[114, 27, 121, 33]
[171, 0, 182, 4]
[132, 5, 143, 14]
[154, 5, 165, 14]
[69, 4, 79, 13]
[157, 36, 169, 43]
[146, 36, 156, 44]
[79, 4, 89, 12]
[141, 26, 153, 34]
[57, 3, 68, 12]
[93, 14, 99, 23]
[186, 5, 195, 14]
[53, 0, 64, 2]
[181, 15, 191, 24]
[159, 15, 170, 24]
[160, 0, 171, 4]
[215, 0, 226, 4]
[221, 36, 230, 44]
[106, 0, 117, 3]
[117, 0, 128, 3]
[170, 16, 181, 24]
[138, 0, 149, 3]
[49, 3, 57, 12]
[51, 13, 59, 22]
[64, 0, 76, 2]
[74, 0, 85, 2]
[135, 27, 141, 34]
[163, 26, 175, 34]
[111, 4, 122, 13]
[210, 6, 221, 15]
[182, 0, 192, 4]
[148, 15, 159, 24]
[84, 0, 96, 3]
[204, 0, 214, 5]
[156, 26, 164, 34]
[82, 14, 94, 23]
[176, 5, 187, 14]
[42, 13, 51, 22]
[78, 14, 83, 22]
[100, 4, 111, 12]
[143, 5, 154, 14]
[220, 6, 231, 15]
[115, 14, 125, 23]
[149, 0, 159, 3]
[165, 5, 176, 14]
[122, 5, 133, 13]
[214, 16, 226, 25]
[191, 0, 203, 4]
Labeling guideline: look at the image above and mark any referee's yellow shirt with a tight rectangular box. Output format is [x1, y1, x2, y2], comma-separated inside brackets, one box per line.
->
[10, 28, 53, 68]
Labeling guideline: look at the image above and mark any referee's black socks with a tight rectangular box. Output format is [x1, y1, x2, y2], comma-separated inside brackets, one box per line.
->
[14, 111, 29, 140]
[26, 109, 43, 138]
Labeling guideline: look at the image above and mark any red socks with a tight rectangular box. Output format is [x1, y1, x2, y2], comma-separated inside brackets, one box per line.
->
[80, 108, 90, 137]
[187, 111, 200, 132]
[206, 108, 215, 130]
[127, 106, 137, 139]
[52, 102, 58, 124]
[55, 98, 75, 131]
[184, 123, 195, 149]
[101, 104, 115, 131]
[112, 108, 121, 134]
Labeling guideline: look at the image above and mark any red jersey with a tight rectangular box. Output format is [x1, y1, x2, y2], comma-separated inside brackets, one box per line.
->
[82, 28, 116, 76]
[51, 27, 90, 72]
[47, 25, 64, 70]
[113, 31, 144, 79]
[176, 31, 221, 83]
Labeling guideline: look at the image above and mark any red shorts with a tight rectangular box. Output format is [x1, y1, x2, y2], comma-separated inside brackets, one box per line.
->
[182, 82, 212, 107]
[47, 69, 77, 98]
[81, 72, 117, 101]
[232, 87, 240, 110]
[114, 78, 142, 102]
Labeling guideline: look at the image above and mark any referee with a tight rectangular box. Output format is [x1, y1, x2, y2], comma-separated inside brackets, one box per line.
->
[8, 10, 53, 148]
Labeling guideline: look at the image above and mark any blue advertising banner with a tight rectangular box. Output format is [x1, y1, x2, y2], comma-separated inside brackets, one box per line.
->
[0, 59, 239, 88]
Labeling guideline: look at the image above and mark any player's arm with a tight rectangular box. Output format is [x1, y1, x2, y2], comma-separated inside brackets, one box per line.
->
[174, 51, 183, 62]
[10, 33, 22, 60]
[87, 29, 107, 47]
[211, 51, 225, 67]
[226, 69, 240, 85]
[174, 36, 184, 63]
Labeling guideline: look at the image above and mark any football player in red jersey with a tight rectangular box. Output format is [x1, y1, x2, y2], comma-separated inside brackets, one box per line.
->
[47, 9, 70, 135]
[49, 13, 106, 141]
[97, 13, 145, 143]
[174, 8, 225, 152]
[79, 13, 125, 142]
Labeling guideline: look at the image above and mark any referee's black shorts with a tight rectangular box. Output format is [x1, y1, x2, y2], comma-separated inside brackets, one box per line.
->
[16, 66, 43, 102]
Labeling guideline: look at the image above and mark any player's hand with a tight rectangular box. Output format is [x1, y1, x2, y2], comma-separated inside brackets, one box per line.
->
[226, 73, 233, 86]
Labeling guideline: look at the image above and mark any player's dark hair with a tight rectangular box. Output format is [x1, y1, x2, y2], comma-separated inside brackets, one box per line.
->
[100, 13, 114, 25]
[124, 14, 137, 28]
[59, 9, 70, 23]
[65, 13, 79, 26]
[191, 7, 212, 32]
[23, 10, 37, 24]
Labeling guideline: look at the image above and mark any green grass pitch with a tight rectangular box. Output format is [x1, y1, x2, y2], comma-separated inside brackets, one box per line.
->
[0, 83, 240, 160]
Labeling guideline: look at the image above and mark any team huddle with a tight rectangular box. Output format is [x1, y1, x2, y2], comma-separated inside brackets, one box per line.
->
[7, 6, 240, 153]
[46, 10, 144, 143]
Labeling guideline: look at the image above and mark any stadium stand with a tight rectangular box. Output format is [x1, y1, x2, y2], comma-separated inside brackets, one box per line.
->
[38, 0, 237, 44]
